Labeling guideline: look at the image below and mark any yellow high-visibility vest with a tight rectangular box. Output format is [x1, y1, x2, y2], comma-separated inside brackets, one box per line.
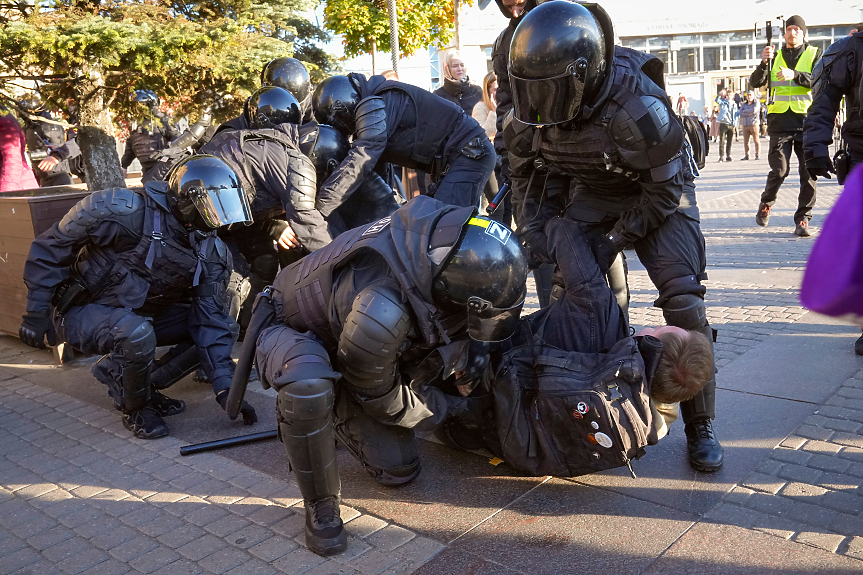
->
[767, 45, 819, 115]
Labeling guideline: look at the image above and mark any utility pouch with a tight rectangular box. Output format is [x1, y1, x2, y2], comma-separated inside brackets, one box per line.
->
[460, 136, 487, 160]
[52, 277, 91, 315]
[834, 148, 850, 185]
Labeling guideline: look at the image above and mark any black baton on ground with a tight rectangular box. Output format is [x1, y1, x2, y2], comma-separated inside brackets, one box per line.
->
[486, 182, 510, 216]
[179, 430, 278, 456]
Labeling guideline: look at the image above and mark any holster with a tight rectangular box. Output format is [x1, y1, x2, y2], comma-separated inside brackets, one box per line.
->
[834, 149, 850, 185]
[52, 277, 91, 315]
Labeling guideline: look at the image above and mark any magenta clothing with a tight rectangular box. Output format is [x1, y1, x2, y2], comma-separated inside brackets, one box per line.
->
[0, 112, 39, 192]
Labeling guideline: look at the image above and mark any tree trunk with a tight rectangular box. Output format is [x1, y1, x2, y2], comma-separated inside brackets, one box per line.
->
[386, 0, 399, 75]
[71, 62, 125, 191]
[371, 37, 377, 75]
[453, 0, 461, 51]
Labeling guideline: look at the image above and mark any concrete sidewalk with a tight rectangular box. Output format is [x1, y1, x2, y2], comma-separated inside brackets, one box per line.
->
[2, 155, 863, 574]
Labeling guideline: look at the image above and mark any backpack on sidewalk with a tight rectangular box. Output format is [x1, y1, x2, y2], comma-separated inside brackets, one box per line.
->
[488, 321, 660, 478]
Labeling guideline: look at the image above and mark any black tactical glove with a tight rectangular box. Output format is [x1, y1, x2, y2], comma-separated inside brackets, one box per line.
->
[521, 228, 552, 267]
[590, 232, 620, 274]
[215, 389, 258, 425]
[807, 156, 835, 180]
[19, 310, 55, 349]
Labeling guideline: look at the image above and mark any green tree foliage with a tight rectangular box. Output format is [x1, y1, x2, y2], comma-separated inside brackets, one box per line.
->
[323, 0, 466, 59]
[0, 0, 336, 188]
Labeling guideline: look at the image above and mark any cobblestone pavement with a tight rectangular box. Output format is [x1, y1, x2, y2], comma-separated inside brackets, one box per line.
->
[2, 157, 863, 574]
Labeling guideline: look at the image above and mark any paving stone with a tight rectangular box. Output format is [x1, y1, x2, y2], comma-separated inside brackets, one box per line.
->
[88, 524, 139, 552]
[704, 502, 765, 529]
[137, 514, 185, 538]
[776, 462, 823, 485]
[271, 548, 325, 575]
[391, 536, 445, 564]
[149, 558, 201, 575]
[176, 535, 224, 562]
[832, 432, 863, 449]
[197, 547, 251, 574]
[163, 496, 208, 518]
[345, 515, 388, 539]
[328, 537, 371, 563]
[745, 492, 794, 516]
[14, 482, 58, 500]
[270, 514, 305, 539]
[845, 536, 863, 559]
[348, 548, 400, 575]
[300, 562, 358, 575]
[73, 515, 122, 540]
[182, 504, 229, 527]
[247, 535, 297, 562]
[723, 487, 754, 506]
[822, 419, 863, 434]
[820, 490, 863, 515]
[56, 546, 110, 574]
[0, 547, 41, 575]
[27, 525, 76, 550]
[794, 530, 847, 553]
[750, 514, 804, 540]
[202, 514, 251, 538]
[848, 462, 863, 478]
[107, 535, 159, 562]
[839, 447, 863, 463]
[785, 500, 839, 529]
[754, 458, 783, 476]
[118, 506, 167, 529]
[779, 482, 828, 501]
[42, 536, 90, 563]
[11, 560, 62, 575]
[802, 440, 844, 455]
[741, 472, 786, 495]
[128, 546, 181, 574]
[795, 425, 834, 442]
[807, 453, 852, 473]
[0, 533, 27, 556]
[222, 558, 277, 575]
[829, 512, 863, 538]
[10, 512, 57, 539]
[77, 558, 131, 575]
[246, 504, 290, 527]
[226, 524, 272, 549]
[363, 525, 415, 552]
[155, 524, 208, 550]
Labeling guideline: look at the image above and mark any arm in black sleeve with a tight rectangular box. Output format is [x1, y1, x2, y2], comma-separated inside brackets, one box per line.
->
[610, 171, 684, 247]
[121, 140, 135, 169]
[750, 60, 770, 88]
[50, 136, 80, 162]
[492, 26, 514, 152]
[152, 109, 182, 140]
[315, 97, 388, 217]
[189, 236, 236, 395]
[23, 189, 143, 312]
[512, 158, 569, 265]
[805, 41, 850, 163]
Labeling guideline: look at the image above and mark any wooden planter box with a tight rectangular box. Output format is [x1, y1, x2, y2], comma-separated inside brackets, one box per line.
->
[0, 184, 91, 336]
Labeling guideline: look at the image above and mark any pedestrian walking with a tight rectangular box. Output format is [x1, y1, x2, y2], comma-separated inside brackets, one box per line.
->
[715, 90, 737, 161]
[739, 91, 762, 160]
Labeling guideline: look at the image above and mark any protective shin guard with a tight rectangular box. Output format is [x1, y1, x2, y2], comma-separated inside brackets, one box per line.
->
[150, 343, 200, 390]
[680, 323, 717, 422]
[277, 379, 345, 555]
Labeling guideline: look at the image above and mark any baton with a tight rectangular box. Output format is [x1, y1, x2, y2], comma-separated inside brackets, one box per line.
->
[486, 182, 510, 216]
[226, 289, 275, 419]
[179, 430, 278, 456]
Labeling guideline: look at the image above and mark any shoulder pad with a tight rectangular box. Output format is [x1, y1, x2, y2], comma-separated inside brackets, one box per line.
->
[58, 188, 144, 240]
[211, 235, 231, 265]
[144, 181, 171, 211]
[356, 97, 387, 140]
[610, 94, 684, 172]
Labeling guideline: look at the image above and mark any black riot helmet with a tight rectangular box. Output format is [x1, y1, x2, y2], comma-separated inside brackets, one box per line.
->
[433, 216, 529, 342]
[135, 89, 160, 107]
[166, 155, 253, 232]
[509, 1, 614, 125]
[298, 123, 350, 183]
[311, 75, 362, 136]
[261, 57, 312, 106]
[17, 93, 44, 113]
[245, 86, 302, 129]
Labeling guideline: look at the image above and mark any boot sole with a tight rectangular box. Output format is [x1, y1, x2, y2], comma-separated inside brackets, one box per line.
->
[153, 401, 186, 417]
[122, 418, 169, 440]
[688, 457, 724, 472]
[305, 527, 348, 556]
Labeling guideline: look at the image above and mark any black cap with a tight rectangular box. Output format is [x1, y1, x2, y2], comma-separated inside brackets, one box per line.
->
[786, 15, 806, 35]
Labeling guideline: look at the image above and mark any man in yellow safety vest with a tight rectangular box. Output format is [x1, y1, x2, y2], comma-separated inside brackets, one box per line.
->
[750, 15, 821, 237]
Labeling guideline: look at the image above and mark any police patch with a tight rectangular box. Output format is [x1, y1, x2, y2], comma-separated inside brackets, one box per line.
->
[361, 216, 392, 236]
[484, 220, 512, 245]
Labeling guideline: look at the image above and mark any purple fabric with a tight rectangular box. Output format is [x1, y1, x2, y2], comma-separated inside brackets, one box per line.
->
[800, 162, 863, 321]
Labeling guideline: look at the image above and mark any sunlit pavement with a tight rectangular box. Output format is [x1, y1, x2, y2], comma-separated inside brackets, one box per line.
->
[2, 155, 862, 574]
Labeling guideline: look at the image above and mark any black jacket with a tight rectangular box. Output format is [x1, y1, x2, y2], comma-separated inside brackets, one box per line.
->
[433, 77, 483, 115]
[23, 184, 236, 391]
[22, 114, 81, 175]
[749, 43, 822, 133]
[804, 32, 863, 163]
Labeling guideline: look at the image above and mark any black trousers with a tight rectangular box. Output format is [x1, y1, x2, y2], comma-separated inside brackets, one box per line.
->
[718, 124, 734, 159]
[760, 132, 817, 224]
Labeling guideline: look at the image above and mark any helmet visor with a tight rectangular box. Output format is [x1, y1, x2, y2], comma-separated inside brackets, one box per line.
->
[466, 295, 525, 342]
[510, 65, 585, 125]
[191, 183, 253, 229]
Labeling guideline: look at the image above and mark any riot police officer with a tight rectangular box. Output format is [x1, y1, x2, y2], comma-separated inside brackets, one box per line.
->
[235, 196, 527, 555]
[803, 26, 863, 353]
[312, 73, 495, 211]
[20, 155, 257, 439]
[261, 57, 313, 119]
[507, 1, 722, 472]
[18, 94, 81, 187]
[121, 90, 181, 175]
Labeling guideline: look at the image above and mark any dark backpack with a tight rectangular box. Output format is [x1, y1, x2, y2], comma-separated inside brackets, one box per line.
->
[681, 114, 708, 169]
[489, 323, 659, 478]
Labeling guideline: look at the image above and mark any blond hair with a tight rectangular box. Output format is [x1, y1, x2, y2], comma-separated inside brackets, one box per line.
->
[481, 71, 497, 113]
[651, 331, 713, 403]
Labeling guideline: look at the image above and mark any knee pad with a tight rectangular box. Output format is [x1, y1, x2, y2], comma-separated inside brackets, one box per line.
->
[113, 315, 157, 364]
[251, 254, 280, 284]
[277, 378, 335, 432]
[661, 294, 707, 330]
[337, 283, 411, 396]
[256, 327, 338, 391]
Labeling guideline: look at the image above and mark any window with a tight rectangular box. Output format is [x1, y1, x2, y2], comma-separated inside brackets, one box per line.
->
[677, 48, 698, 73]
[647, 36, 669, 49]
[808, 39, 832, 55]
[703, 47, 722, 70]
[674, 35, 700, 46]
[620, 37, 646, 49]
[729, 45, 749, 61]
[833, 26, 856, 38]
[807, 27, 832, 38]
[483, 45, 494, 74]
[429, 48, 441, 89]
[728, 30, 753, 43]
[702, 33, 728, 44]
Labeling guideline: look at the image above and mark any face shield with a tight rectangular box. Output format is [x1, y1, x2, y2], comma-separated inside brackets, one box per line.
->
[466, 294, 525, 342]
[184, 179, 253, 230]
[510, 59, 588, 125]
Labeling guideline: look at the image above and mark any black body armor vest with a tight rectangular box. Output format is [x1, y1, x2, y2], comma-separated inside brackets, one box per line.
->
[539, 47, 676, 194]
[130, 127, 164, 160]
[374, 81, 465, 169]
[73, 191, 210, 313]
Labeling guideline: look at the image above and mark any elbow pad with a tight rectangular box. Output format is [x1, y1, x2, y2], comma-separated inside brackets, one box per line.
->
[610, 95, 684, 179]
[57, 188, 143, 241]
[355, 97, 387, 140]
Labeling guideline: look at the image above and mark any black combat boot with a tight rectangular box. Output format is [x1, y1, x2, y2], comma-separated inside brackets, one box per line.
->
[684, 418, 724, 472]
[122, 406, 169, 439]
[304, 496, 348, 556]
[149, 391, 186, 417]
